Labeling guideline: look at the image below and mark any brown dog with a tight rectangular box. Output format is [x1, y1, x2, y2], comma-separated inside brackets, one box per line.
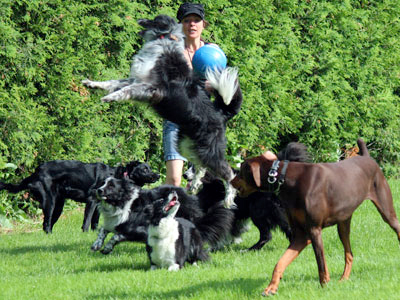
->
[231, 139, 400, 296]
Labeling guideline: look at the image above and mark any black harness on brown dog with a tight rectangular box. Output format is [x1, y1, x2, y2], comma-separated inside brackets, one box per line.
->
[268, 160, 289, 193]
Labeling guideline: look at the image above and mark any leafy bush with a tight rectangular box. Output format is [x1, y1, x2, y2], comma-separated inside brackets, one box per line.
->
[1, 0, 400, 220]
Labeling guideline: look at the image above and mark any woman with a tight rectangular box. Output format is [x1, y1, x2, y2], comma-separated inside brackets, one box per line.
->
[163, 3, 209, 186]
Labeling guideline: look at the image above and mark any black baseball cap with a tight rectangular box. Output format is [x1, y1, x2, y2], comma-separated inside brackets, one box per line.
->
[177, 3, 205, 22]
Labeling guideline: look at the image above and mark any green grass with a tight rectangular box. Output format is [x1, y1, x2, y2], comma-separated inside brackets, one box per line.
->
[1, 180, 400, 300]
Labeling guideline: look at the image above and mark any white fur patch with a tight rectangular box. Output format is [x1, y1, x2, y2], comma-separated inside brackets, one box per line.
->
[147, 215, 179, 269]
[100, 188, 139, 232]
[131, 33, 185, 82]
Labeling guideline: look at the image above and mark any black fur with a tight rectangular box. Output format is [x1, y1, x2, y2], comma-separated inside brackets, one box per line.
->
[0, 160, 159, 233]
[195, 173, 291, 251]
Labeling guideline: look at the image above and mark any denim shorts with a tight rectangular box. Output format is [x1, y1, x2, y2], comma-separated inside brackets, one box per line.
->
[162, 120, 187, 162]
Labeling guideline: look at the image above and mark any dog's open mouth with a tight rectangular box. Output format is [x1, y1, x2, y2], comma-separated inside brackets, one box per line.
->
[164, 197, 178, 212]
[164, 191, 179, 212]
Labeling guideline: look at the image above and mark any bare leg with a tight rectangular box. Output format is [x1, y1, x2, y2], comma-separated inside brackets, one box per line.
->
[165, 160, 184, 187]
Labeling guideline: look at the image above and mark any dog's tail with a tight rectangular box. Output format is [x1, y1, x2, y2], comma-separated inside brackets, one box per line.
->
[0, 180, 29, 193]
[206, 67, 243, 122]
[195, 202, 234, 247]
[357, 138, 370, 157]
[277, 142, 312, 162]
[0, 173, 35, 194]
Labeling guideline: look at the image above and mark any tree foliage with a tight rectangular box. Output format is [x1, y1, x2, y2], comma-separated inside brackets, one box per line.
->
[1, 0, 400, 220]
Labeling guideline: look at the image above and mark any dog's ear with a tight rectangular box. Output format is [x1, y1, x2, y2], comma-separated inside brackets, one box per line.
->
[138, 18, 152, 28]
[249, 162, 262, 187]
[262, 151, 277, 161]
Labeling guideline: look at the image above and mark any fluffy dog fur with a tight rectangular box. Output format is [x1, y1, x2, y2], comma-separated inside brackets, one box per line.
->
[82, 14, 243, 208]
[146, 189, 234, 270]
[232, 139, 400, 295]
[91, 179, 225, 255]
[0, 160, 159, 233]
[195, 173, 292, 251]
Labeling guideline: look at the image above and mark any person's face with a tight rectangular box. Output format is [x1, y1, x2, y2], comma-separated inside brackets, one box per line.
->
[181, 14, 205, 40]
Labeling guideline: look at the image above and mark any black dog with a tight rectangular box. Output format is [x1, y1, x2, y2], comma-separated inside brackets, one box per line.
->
[91, 179, 231, 255]
[191, 171, 291, 251]
[82, 15, 243, 207]
[146, 189, 234, 270]
[0, 160, 159, 233]
[185, 143, 311, 250]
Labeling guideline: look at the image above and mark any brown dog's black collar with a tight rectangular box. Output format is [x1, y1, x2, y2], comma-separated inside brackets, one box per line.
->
[267, 160, 289, 193]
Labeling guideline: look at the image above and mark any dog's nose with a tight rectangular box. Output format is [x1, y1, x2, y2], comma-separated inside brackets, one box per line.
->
[96, 188, 104, 196]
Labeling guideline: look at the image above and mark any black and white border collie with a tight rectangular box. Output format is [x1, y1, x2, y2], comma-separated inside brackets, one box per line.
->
[82, 14, 243, 208]
[146, 189, 234, 270]
[91, 177, 142, 253]
[91, 177, 227, 255]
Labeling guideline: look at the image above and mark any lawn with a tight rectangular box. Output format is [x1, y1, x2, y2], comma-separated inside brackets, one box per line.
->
[1, 180, 399, 300]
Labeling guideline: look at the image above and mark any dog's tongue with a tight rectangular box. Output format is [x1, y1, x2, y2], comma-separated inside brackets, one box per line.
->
[165, 197, 177, 211]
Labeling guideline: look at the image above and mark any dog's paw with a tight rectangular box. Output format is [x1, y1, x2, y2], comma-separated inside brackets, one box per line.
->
[150, 265, 158, 271]
[82, 79, 96, 88]
[101, 95, 116, 103]
[91, 241, 103, 252]
[223, 188, 237, 209]
[233, 236, 243, 244]
[168, 264, 180, 271]
[262, 286, 278, 297]
[187, 184, 199, 194]
[100, 247, 113, 255]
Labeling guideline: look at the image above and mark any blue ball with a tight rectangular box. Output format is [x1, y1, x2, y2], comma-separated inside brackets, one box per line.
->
[192, 44, 227, 77]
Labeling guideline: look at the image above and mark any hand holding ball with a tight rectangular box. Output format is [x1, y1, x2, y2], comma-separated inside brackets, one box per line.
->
[192, 44, 227, 77]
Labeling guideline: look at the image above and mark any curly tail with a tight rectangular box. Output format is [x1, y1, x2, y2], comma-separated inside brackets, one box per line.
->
[357, 138, 370, 157]
[195, 202, 234, 247]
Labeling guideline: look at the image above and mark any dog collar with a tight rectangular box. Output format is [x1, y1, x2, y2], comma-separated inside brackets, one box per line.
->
[267, 160, 289, 192]
[268, 160, 280, 184]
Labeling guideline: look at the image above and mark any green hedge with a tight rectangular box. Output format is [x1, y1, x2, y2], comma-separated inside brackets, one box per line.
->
[1, 0, 400, 220]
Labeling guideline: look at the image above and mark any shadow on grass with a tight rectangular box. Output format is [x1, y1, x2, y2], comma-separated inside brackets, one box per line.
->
[0, 242, 89, 255]
[0, 240, 146, 256]
[85, 277, 266, 299]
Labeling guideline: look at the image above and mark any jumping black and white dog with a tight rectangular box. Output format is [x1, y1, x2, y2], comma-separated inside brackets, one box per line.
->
[91, 177, 233, 256]
[0, 160, 159, 233]
[82, 14, 243, 208]
[146, 188, 234, 270]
